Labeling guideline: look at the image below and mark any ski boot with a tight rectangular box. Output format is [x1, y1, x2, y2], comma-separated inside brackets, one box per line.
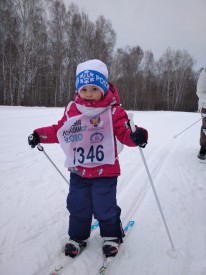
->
[197, 145, 206, 160]
[102, 238, 121, 258]
[65, 239, 87, 258]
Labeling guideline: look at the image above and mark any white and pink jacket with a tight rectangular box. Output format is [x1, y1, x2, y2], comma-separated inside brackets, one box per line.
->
[34, 82, 138, 178]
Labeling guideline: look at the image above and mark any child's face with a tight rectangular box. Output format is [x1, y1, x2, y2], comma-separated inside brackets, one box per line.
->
[79, 86, 103, 101]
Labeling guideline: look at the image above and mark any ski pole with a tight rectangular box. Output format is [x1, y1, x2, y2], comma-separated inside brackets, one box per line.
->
[37, 144, 69, 185]
[128, 113, 175, 250]
[173, 116, 205, 138]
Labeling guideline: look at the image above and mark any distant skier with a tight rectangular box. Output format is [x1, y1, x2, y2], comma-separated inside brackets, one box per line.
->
[28, 59, 148, 258]
[196, 68, 206, 160]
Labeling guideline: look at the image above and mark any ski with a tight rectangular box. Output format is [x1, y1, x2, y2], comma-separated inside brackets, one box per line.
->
[99, 220, 135, 275]
[49, 220, 99, 275]
[49, 220, 135, 275]
[91, 219, 99, 230]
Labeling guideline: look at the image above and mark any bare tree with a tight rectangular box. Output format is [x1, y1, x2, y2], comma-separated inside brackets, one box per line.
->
[0, 0, 49, 105]
[156, 48, 195, 110]
[0, 0, 20, 105]
[48, 0, 67, 106]
[93, 16, 116, 66]
[140, 50, 156, 110]
[111, 46, 143, 110]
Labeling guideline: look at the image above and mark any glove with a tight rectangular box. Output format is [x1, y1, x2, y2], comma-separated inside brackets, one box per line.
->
[130, 127, 148, 148]
[28, 132, 40, 148]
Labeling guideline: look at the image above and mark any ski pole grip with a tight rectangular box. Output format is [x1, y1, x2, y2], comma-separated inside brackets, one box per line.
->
[37, 143, 44, 151]
[128, 113, 136, 133]
[28, 134, 34, 141]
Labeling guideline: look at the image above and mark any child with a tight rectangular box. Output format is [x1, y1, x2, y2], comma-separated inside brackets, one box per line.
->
[28, 59, 148, 258]
[196, 68, 206, 160]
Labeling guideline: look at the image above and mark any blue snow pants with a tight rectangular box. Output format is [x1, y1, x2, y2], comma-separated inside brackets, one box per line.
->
[67, 173, 124, 241]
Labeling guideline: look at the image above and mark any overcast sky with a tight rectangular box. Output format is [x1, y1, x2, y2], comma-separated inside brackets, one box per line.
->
[63, 0, 206, 70]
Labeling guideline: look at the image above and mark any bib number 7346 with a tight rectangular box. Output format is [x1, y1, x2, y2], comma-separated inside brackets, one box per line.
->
[73, 145, 104, 165]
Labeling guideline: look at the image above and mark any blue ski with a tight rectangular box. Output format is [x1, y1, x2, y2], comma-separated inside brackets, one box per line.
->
[123, 220, 135, 233]
[91, 220, 99, 230]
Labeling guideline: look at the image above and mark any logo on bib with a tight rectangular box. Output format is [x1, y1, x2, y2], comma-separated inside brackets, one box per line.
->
[90, 116, 100, 127]
[90, 132, 104, 143]
[89, 115, 104, 130]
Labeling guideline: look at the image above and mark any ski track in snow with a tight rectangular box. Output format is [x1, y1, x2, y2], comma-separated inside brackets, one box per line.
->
[0, 107, 206, 275]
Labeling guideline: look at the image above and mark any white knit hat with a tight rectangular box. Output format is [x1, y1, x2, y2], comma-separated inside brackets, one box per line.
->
[76, 59, 109, 95]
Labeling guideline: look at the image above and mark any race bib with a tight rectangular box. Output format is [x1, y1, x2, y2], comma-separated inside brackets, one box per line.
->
[57, 107, 115, 167]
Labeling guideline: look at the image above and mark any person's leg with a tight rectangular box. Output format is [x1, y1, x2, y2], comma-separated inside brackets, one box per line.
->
[92, 176, 124, 240]
[198, 108, 206, 159]
[66, 173, 93, 240]
[200, 108, 206, 146]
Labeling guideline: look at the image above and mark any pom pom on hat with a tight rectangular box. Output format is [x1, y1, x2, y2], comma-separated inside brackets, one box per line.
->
[76, 59, 109, 95]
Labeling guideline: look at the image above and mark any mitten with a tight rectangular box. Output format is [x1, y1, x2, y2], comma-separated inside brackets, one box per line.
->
[28, 132, 40, 148]
[130, 127, 148, 148]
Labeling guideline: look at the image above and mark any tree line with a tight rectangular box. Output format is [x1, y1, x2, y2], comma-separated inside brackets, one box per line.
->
[0, 0, 200, 111]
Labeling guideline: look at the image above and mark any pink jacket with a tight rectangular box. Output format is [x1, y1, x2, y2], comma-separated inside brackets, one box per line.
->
[35, 82, 138, 178]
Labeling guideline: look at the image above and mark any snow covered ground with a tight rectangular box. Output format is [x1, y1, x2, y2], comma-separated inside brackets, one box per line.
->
[0, 106, 206, 275]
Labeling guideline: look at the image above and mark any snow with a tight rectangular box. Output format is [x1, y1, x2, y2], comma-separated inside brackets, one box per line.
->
[0, 106, 206, 275]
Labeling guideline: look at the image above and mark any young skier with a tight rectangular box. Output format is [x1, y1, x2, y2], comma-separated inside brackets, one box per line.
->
[196, 68, 206, 160]
[28, 59, 148, 258]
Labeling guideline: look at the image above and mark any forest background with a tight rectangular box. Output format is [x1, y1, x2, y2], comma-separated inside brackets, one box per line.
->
[0, 0, 201, 111]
